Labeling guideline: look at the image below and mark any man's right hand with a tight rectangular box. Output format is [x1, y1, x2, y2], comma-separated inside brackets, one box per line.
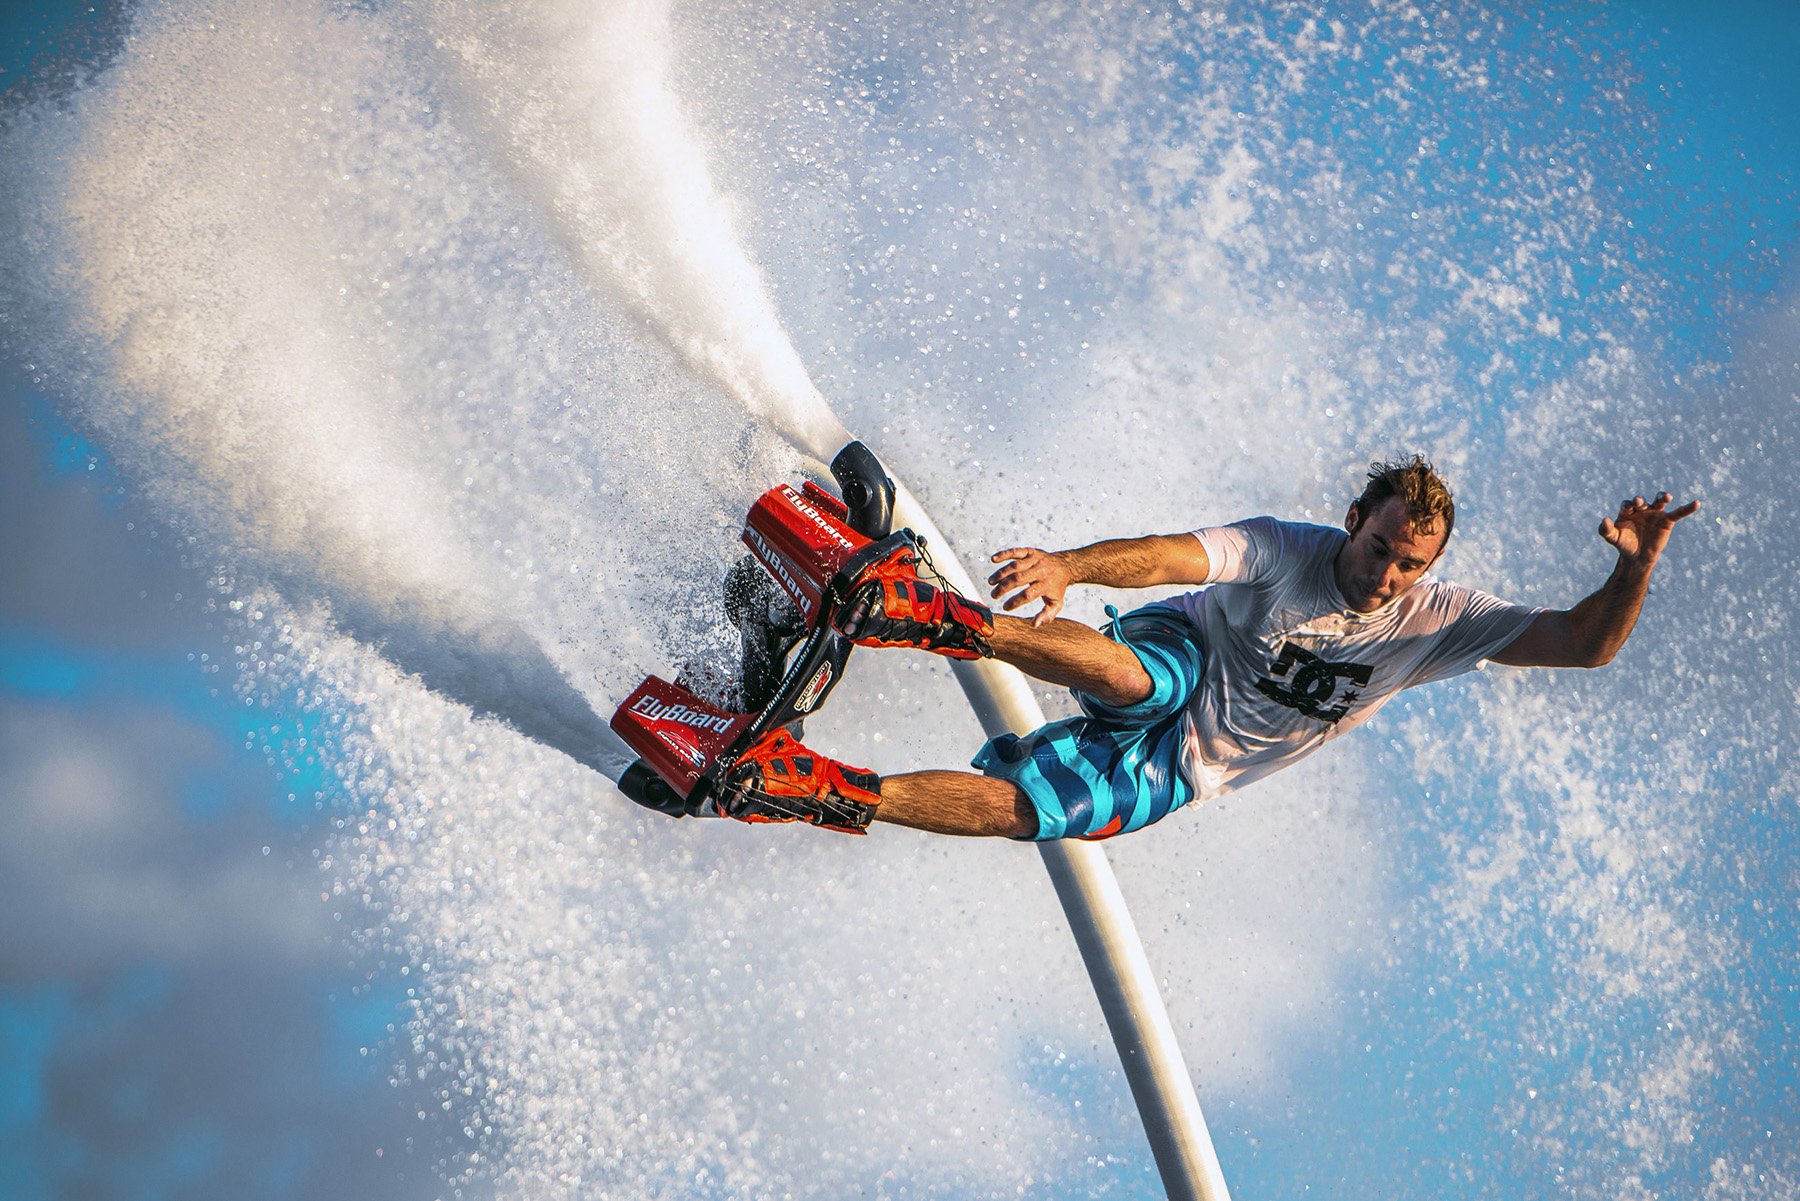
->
[988, 547, 1073, 627]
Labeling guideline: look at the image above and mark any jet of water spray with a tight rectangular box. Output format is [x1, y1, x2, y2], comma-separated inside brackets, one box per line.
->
[407, 0, 852, 459]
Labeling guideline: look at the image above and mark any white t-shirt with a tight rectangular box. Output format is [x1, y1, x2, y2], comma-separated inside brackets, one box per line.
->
[1157, 516, 1540, 800]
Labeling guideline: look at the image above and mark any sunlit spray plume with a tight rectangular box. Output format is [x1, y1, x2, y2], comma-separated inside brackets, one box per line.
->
[0, 0, 626, 777]
[407, 0, 852, 460]
[405, 0, 988, 663]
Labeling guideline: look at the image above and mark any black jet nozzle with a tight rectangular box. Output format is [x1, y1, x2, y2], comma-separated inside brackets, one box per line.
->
[830, 441, 896, 539]
[618, 759, 694, 817]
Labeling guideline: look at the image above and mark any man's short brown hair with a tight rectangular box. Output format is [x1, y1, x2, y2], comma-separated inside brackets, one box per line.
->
[1353, 454, 1455, 544]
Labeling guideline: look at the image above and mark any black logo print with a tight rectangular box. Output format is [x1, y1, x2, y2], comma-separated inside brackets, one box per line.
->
[1254, 642, 1374, 724]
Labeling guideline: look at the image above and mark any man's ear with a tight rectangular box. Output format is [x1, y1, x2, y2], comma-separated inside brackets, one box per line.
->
[1343, 503, 1361, 535]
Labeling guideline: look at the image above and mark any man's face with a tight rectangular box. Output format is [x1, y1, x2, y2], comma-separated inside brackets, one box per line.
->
[1334, 497, 1447, 612]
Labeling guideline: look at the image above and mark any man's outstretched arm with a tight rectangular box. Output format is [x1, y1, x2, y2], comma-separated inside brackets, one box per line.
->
[986, 533, 1212, 626]
[1491, 491, 1699, 669]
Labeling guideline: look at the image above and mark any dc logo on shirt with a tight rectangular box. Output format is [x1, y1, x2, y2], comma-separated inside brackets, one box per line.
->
[1256, 642, 1374, 724]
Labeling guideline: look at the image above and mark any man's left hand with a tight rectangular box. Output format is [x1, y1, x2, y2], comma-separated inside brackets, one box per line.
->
[1600, 491, 1700, 571]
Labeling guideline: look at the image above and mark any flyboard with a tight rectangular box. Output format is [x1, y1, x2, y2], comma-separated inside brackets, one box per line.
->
[606, 441, 1232, 1200]
[610, 441, 899, 819]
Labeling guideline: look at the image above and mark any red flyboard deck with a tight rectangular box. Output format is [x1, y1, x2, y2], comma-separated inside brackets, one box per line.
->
[740, 480, 869, 624]
[610, 676, 757, 798]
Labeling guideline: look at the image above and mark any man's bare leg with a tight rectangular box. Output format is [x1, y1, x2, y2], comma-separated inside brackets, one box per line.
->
[876, 770, 1038, 838]
[987, 614, 1152, 708]
[838, 552, 1149, 704]
[860, 614, 1148, 838]
[786, 591, 1146, 836]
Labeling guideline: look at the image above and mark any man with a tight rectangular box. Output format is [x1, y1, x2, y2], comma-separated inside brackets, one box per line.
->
[715, 455, 1698, 840]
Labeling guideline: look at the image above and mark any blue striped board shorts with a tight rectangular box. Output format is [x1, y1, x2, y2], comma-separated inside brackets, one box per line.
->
[972, 604, 1203, 841]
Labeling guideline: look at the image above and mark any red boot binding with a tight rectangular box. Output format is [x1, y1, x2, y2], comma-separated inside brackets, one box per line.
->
[718, 728, 882, 834]
[832, 536, 994, 660]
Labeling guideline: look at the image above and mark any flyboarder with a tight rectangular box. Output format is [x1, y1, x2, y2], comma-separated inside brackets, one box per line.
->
[619, 454, 1698, 841]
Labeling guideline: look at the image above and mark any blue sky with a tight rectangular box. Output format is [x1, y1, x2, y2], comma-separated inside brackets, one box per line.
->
[3, 2, 1797, 1199]
[2, 8, 466, 1195]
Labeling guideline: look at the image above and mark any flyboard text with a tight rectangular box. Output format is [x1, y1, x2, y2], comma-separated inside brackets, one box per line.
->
[783, 486, 858, 552]
[744, 526, 810, 609]
[629, 694, 735, 734]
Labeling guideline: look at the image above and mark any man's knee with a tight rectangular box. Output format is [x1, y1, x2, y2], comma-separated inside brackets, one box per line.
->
[1093, 660, 1154, 709]
[1007, 785, 1040, 839]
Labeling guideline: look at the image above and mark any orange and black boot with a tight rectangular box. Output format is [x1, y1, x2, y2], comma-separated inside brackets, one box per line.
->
[717, 728, 883, 834]
[831, 534, 994, 660]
